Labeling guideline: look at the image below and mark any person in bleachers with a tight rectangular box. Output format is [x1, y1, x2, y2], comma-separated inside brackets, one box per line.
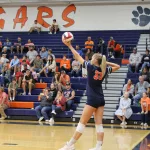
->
[140, 92, 150, 127]
[3, 38, 13, 54]
[22, 70, 35, 95]
[40, 47, 48, 64]
[48, 49, 55, 60]
[33, 55, 43, 73]
[8, 78, 18, 101]
[60, 54, 71, 73]
[49, 83, 57, 100]
[127, 48, 141, 73]
[112, 42, 124, 58]
[82, 55, 89, 78]
[63, 82, 75, 111]
[15, 67, 24, 88]
[26, 44, 38, 65]
[122, 79, 134, 100]
[35, 88, 53, 122]
[96, 38, 106, 55]
[49, 90, 66, 124]
[49, 19, 59, 34]
[20, 56, 30, 65]
[86, 48, 94, 60]
[71, 56, 81, 77]
[30, 67, 38, 83]
[0, 40, 2, 52]
[0, 87, 9, 120]
[38, 55, 56, 77]
[10, 55, 20, 76]
[140, 67, 150, 82]
[52, 72, 61, 89]
[133, 76, 149, 106]
[21, 60, 30, 73]
[14, 37, 24, 54]
[115, 92, 133, 125]
[1, 47, 9, 59]
[76, 45, 83, 57]
[107, 36, 115, 57]
[29, 20, 41, 34]
[0, 54, 9, 73]
[84, 37, 94, 53]
[59, 70, 70, 90]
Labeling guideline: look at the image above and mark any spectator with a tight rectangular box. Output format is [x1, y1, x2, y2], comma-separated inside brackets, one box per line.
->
[52, 72, 61, 89]
[24, 39, 34, 48]
[140, 92, 150, 127]
[82, 55, 89, 78]
[22, 70, 35, 95]
[1, 47, 9, 59]
[38, 55, 56, 77]
[140, 67, 150, 82]
[14, 37, 24, 54]
[133, 76, 149, 106]
[0, 40, 2, 52]
[107, 36, 115, 57]
[71, 56, 81, 77]
[22, 64, 30, 74]
[84, 37, 94, 52]
[59, 70, 70, 90]
[127, 48, 141, 73]
[63, 82, 75, 111]
[30, 67, 38, 83]
[15, 67, 24, 88]
[40, 47, 48, 64]
[10, 55, 20, 76]
[115, 92, 133, 125]
[35, 88, 53, 122]
[86, 48, 94, 60]
[33, 55, 43, 73]
[50, 90, 66, 124]
[21, 60, 30, 72]
[49, 19, 59, 34]
[140, 49, 150, 71]
[112, 42, 124, 58]
[48, 49, 55, 60]
[122, 79, 134, 100]
[8, 78, 18, 101]
[3, 38, 13, 53]
[26, 45, 38, 64]
[96, 38, 106, 55]
[60, 55, 71, 73]
[49, 83, 57, 101]
[0, 54, 9, 71]
[0, 87, 9, 120]
[29, 20, 41, 34]
[76, 45, 83, 57]
[20, 56, 30, 65]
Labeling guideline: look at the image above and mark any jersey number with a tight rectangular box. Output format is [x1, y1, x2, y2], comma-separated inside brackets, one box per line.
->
[93, 70, 102, 80]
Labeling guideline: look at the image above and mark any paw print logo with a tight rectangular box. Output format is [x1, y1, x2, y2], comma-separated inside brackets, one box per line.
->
[132, 6, 150, 27]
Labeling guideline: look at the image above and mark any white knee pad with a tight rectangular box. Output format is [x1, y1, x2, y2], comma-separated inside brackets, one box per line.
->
[76, 122, 85, 133]
[96, 124, 104, 133]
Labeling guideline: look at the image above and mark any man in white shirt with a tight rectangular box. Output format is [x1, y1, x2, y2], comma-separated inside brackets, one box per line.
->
[29, 20, 41, 34]
[49, 19, 59, 34]
[127, 48, 141, 73]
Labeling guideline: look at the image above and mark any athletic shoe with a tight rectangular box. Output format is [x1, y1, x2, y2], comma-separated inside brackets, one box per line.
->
[54, 32, 56, 34]
[9, 97, 12, 101]
[45, 120, 49, 122]
[141, 122, 144, 126]
[58, 142, 75, 150]
[89, 147, 102, 150]
[141, 111, 144, 114]
[144, 123, 148, 127]
[49, 118, 54, 124]
[38, 117, 44, 122]
[48, 32, 52, 34]
[120, 122, 125, 126]
[125, 121, 127, 125]
[22, 92, 26, 96]
[28, 93, 31, 95]
[51, 110, 56, 115]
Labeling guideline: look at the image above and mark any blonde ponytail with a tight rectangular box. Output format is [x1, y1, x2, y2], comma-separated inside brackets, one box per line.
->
[100, 55, 106, 78]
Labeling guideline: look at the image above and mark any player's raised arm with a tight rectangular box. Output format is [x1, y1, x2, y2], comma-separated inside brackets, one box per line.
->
[62, 38, 84, 65]
[106, 61, 120, 72]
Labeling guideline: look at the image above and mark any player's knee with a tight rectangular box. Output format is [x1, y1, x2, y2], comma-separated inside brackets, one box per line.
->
[95, 124, 104, 133]
[76, 122, 85, 133]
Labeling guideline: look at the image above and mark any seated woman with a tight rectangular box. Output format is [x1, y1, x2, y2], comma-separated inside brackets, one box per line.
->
[115, 92, 133, 125]
[8, 78, 18, 101]
[49, 83, 57, 101]
[140, 66, 149, 82]
[35, 88, 53, 122]
[140, 92, 150, 127]
[38, 55, 56, 77]
[0, 87, 10, 120]
[122, 79, 134, 100]
[49, 90, 66, 124]
[52, 72, 61, 90]
[112, 42, 124, 58]
[15, 67, 24, 88]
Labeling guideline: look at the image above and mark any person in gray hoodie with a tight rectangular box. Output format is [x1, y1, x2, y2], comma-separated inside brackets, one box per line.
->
[35, 88, 54, 122]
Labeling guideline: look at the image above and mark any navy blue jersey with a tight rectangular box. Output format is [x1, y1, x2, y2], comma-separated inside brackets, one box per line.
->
[83, 61, 112, 100]
[63, 88, 74, 99]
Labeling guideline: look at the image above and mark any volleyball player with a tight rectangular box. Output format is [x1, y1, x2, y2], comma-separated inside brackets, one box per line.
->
[59, 38, 120, 150]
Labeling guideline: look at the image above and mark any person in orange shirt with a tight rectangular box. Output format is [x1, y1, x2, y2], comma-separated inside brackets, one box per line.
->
[113, 42, 124, 58]
[84, 37, 94, 51]
[60, 55, 71, 73]
[107, 37, 115, 57]
[140, 92, 150, 127]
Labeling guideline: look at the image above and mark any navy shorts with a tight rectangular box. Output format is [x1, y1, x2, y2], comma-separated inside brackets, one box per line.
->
[86, 96, 105, 108]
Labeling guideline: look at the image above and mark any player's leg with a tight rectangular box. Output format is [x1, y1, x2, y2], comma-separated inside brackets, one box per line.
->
[89, 106, 104, 150]
[59, 104, 96, 150]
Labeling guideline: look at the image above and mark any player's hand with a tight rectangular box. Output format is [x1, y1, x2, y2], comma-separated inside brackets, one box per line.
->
[62, 37, 72, 47]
